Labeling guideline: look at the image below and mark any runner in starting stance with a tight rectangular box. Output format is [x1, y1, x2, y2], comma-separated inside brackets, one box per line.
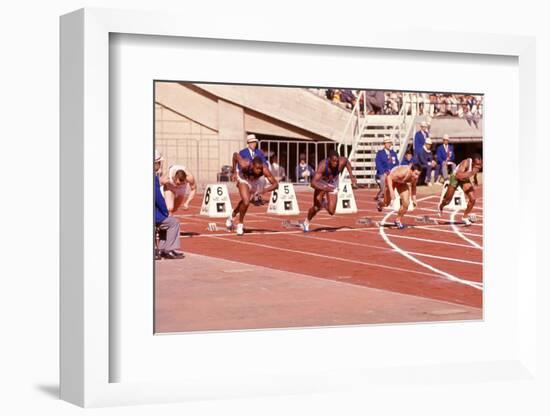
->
[160, 164, 197, 214]
[227, 153, 279, 236]
[302, 150, 357, 232]
[377, 163, 421, 229]
[438, 154, 482, 226]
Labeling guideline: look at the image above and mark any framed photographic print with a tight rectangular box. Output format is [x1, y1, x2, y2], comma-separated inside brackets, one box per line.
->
[60, 7, 540, 409]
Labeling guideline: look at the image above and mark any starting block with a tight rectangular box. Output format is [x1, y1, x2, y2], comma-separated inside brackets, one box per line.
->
[268, 183, 300, 215]
[439, 180, 467, 211]
[207, 222, 218, 232]
[335, 180, 358, 214]
[281, 220, 303, 229]
[385, 188, 415, 212]
[356, 217, 379, 227]
[200, 184, 233, 218]
[415, 215, 438, 225]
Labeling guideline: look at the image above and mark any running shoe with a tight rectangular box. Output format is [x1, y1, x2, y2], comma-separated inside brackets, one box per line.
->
[236, 223, 244, 236]
[301, 219, 310, 233]
[225, 216, 234, 230]
[376, 200, 383, 212]
[463, 218, 472, 227]
[394, 221, 406, 230]
[468, 214, 477, 223]
[437, 205, 443, 217]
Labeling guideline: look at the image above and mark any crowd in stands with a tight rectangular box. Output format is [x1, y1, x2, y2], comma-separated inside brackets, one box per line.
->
[309, 88, 483, 127]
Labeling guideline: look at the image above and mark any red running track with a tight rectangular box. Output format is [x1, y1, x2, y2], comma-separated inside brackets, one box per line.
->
[170, 186, 483, 308]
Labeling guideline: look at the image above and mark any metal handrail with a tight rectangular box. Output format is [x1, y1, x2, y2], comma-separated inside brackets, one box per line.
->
[337, 90, 365, 158]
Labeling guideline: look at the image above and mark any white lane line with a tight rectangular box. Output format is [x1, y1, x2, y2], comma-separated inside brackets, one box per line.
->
[290, 233, 482, 266]
[419, 206, 484, 218]
[179, 223, 484, 240]
[378, 211, 483, 290]
[422, 201, 483, 212]
[377, 233, 482, 250]
[406, 225, 483, 237]
[450, 211, 483, 249]
[209, 235, 453, 280]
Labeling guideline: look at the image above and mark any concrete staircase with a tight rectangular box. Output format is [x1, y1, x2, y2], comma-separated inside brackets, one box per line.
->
[350, 115, 411, 185]
[338, 94, 415, 186]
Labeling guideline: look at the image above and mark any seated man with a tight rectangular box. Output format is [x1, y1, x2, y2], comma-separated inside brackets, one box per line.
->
[416, 138, 438, 186]
[269, 154, 286, 182]
[155, 172, 184, 260]
[435, 134, 456, 182]
[400, 149, 414, 166]
[296, 154, 314, 183]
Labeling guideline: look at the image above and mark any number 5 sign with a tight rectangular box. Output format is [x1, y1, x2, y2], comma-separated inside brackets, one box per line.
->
[267, 183, 300, 215]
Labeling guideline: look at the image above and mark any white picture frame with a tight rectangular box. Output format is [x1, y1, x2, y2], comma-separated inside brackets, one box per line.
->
[60, 8, 541, 408]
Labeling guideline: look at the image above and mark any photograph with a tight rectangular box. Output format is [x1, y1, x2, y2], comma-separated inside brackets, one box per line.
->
[153, 81, 484, 333]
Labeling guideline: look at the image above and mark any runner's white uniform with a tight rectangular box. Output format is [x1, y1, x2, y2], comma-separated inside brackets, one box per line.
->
[163, 164, 189, 197]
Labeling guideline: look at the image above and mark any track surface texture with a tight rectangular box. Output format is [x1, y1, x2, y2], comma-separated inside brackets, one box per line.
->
[155, 184, 483, 333]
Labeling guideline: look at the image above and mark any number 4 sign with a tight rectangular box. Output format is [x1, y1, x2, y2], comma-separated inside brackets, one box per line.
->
[267, 182, 300, 215]
[200, 184, 233, 218]
[335, 180, 358, 214]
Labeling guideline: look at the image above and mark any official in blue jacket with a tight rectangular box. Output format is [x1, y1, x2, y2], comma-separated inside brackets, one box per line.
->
[238, 134, 268, 165]
[416, 137, 438, 186]
[374, 136, 399, 203]
[155, 175, 184, 259]
[413, 120, 430, 158]
[435, 134, 456, 181]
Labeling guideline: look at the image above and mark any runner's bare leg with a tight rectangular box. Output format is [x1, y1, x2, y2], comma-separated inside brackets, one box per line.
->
[325, 191, 338, 215]
[439, 184, 456, 211]
[236, 182, 251, 223]
[307, 189, 324, 221]
[396, 185, 409, 223]
[164, 189, 176, 213]
[462, 183, 476, 219]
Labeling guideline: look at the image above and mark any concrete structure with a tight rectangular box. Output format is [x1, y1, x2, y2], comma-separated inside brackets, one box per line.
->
[155, 82, 352, 184]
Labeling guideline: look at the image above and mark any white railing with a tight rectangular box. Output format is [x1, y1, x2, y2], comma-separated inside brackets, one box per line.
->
[337, 90, 367, 158]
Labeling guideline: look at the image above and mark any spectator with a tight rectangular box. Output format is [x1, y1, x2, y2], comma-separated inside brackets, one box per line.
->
[364, 90, 385, 114]
[374, 136, 399, 203]
[416, 138, 437, 186]
[419, 92, 430, 116]
[413, 120, 430, 158]
[401, 149, 414, 166]
[296, 154, 314, 184]
[269, 154, 286, 182]
[386, 92, 400, 114]
[155, 171, 184, 260]
[465, 105, 482, 128]
[340, 89, 356, 109]
[435, 134, 456, 182]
